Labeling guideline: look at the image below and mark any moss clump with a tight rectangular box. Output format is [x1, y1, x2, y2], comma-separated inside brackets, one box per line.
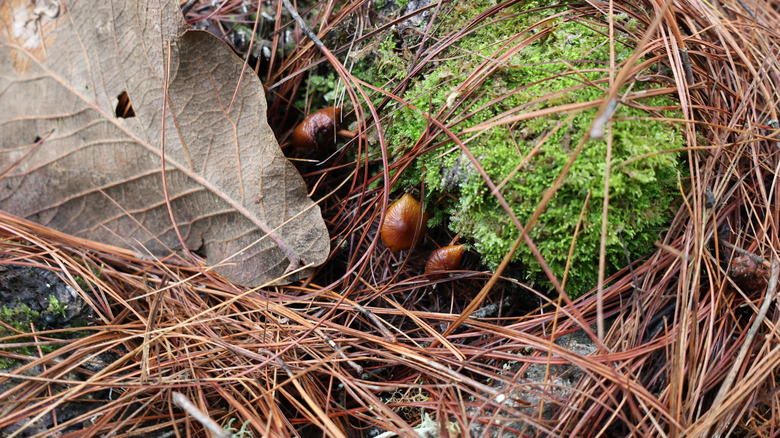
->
[0, 300, 45, 369]
[0, 301, 40, 332]
[349, 1, 683, 295]
[0, 295, 84, 369]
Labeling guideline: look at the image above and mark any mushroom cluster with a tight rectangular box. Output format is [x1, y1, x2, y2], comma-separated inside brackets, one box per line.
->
[293, 108, 467, 281]
[380, 193, 465, 281]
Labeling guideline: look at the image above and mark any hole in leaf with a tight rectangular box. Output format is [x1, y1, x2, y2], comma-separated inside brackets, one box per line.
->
[115, 91, 135, 118]
[193, 239, 207, 259]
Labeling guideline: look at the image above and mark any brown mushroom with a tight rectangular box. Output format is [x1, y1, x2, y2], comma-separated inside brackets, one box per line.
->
[380, 194, 430, 252]
[425, 245, 465, 280]
[291, 106, 341, 150]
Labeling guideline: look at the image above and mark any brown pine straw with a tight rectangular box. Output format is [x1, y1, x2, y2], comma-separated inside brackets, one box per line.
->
[2, 0, 780, 436]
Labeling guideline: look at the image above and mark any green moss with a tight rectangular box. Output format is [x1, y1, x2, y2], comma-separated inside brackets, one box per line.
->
[1, 302, 40, 332]
[349, 0, 684, 295]
[47, 295, 68, 319]
[297, 72, 340, 111]
[1, 301, 42, 369]
[0, 295, 82, 369]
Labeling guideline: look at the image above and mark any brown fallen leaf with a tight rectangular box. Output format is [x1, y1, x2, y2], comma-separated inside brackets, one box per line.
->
[0, 0, 329, 286]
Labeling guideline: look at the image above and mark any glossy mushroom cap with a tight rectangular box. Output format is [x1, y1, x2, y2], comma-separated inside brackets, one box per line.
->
[291, 107, 341, 150]
[425, 245, 465, 280]
[380, 193, 430, 252]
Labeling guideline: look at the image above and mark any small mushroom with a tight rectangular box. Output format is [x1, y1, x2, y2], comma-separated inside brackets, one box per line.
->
[425, 245, 465, 280]
[380, 193, 430, 252]
[291, 106, 342, 150]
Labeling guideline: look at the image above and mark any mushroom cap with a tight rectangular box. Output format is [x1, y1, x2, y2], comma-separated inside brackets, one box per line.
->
[380, 193, 430, 252]
[425, 245, 465, 280]
[291, 107, 341, 150]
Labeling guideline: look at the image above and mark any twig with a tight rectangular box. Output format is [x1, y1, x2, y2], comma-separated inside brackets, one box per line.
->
[470, 294, 515, 319]
[590, 98, 618, 139]
[354, 305, 396, 341]
[172, 392, 230, 438]
[314, 329, 363, 374]
[281, 0, 324, 48]
[679, 48, 694, 84]
[721, 241, 771, 269]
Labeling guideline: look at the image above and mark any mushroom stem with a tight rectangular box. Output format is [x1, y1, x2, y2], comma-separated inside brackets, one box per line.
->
[337, 129, 358, 138]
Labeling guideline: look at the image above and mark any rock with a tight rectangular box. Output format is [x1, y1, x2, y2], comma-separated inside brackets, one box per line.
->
[0, 264, 88, 329]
